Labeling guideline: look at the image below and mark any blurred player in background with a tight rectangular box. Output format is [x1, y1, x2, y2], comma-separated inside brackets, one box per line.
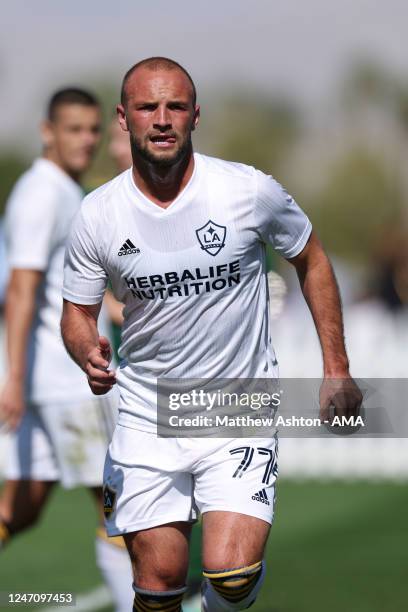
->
[0, 88, 133, 612]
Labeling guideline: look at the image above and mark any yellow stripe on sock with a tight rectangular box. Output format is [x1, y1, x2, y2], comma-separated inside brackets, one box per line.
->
[214, 572, 259, 589]
[203, 560, 262, 579]
[212, 575, 259, 593]
[133, 593, 183, 612]
[212, 580, 259, 602]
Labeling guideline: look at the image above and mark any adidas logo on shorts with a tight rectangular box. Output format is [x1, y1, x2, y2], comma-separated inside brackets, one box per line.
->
[118, 239, 140, 256]
[252, 488, 270, 505]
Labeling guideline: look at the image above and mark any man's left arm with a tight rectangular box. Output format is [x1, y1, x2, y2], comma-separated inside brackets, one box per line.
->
[288, 231, 362, 421]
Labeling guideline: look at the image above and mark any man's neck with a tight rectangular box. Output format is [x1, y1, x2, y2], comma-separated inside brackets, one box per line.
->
[43, 152, 81, 183]
[131, 149, 195, 209]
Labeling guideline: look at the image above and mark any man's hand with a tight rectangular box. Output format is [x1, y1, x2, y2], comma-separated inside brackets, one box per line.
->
[319, 376, 363, 425]
[0, 376, 26, 431]
[85, 336, 117, 395]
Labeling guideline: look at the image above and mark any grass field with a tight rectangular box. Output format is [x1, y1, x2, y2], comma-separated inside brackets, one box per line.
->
[0, 480, 407, 612]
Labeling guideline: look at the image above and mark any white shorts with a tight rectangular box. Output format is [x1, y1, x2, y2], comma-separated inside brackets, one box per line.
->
[103, 425, 278, 535]
[5, 396, 117, 488]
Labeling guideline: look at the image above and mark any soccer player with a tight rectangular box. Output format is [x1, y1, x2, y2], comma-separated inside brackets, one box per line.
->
[0, 88, 132, 611]
[61, 58, 362, 611]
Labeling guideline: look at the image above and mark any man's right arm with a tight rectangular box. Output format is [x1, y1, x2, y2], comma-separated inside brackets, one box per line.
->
[61, 195, 113, 394]
[0, 269, 42, 429]
[61, 300, 116, 395]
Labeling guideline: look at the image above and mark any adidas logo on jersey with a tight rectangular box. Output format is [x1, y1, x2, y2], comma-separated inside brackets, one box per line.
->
[251, 488, 270, 505]
[118, 239, 140, 256]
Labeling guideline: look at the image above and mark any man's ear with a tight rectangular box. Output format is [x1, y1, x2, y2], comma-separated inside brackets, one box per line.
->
[117, 105, 129, 132]
[192, 105, 200, 131]
[40, 120, 55, 148]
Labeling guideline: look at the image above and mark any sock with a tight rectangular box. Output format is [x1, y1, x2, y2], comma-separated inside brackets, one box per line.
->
[133, 585, 187, 611]
[96, 530, 134, 612]
[201, 560, 266, 611]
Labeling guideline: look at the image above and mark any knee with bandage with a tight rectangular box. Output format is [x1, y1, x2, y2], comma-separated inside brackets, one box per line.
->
[132, 584, 187, 611]
[202, 560, 265, 611]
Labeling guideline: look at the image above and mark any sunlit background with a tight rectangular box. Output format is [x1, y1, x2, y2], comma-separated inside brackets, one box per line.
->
[0, 2, 407, 611]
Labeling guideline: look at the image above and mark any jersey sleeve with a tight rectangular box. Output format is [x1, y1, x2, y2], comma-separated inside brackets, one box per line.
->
[62, 202, 108, 305]
[254, 169, 312, 258]
[5, 182, 59, 270]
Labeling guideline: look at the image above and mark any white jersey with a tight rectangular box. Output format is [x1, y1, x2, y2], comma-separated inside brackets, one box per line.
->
[5, 158, 111, 404]
[63, 153, 312, 432]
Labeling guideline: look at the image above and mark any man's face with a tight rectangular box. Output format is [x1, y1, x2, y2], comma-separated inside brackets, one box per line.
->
[118, 67, 199, 167]
[42, 104, 102, 175]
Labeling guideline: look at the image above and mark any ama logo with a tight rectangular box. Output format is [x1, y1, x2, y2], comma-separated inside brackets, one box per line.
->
[195, 220, 226, 257]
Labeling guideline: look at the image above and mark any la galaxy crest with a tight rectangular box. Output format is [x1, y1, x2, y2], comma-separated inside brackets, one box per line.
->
[196, 220, 226, 257]
[103, 484, 116, 519]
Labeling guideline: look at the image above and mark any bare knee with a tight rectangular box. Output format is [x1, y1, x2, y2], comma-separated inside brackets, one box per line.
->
[202, 511, 270, 570]
[138, 561, 185, 591]
[127, 539, 187, 589]
[124, 522, 190, 590]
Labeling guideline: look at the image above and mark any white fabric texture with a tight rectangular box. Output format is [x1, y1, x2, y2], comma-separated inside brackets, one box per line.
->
[103, 426, 277, 535]
[5, 395, 117, 487]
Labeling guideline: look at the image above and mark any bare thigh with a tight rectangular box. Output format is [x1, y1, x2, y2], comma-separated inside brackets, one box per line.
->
[0, 479, 55, 533]
[202, 511, 270, 570]
[124, 521, 192, 590]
